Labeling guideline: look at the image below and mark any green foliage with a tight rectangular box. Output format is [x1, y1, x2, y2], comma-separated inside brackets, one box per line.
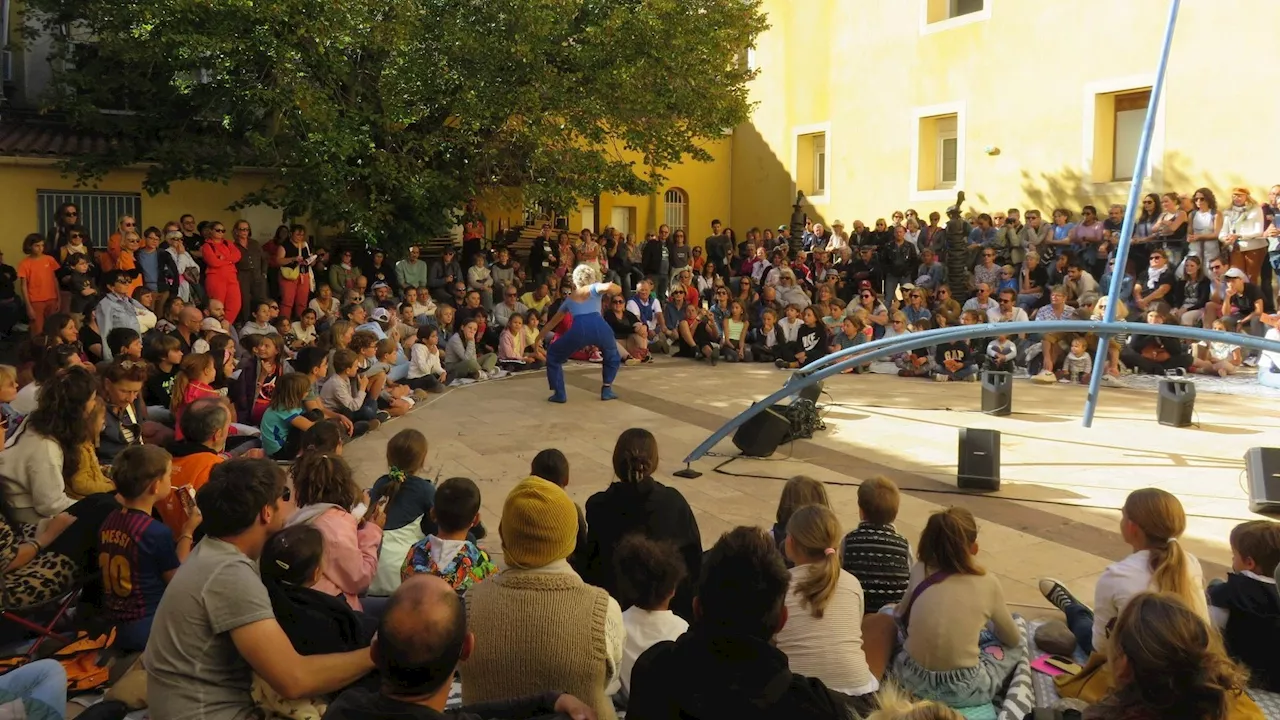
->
[25, 0, 767, 248]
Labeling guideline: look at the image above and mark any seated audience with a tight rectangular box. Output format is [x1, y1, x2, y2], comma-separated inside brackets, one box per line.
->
[99, 445, 201, 652]
[145, 459, 374, 718]
[1039, 488, 1207, 656]
[892, 508, 1021, 709]
[400, 477, 496, 594]
[323, 575, 595, 720]
[463, 477, 622, 720]
[769, 475, 831, 565]
[776, 504, 891, 703]
[1207, 520, 1280, 691]
[530, 448, 588, 574]
[369, 428, 436, 596]
[840, 476, 912, 613]
[260, 372, 322, 460]
[286, 453, 385, 612]
[627, 526, 856, 720]
[584, 428, 702, 621]
[0, 365, 97, 523]
[1085, 592, 1259, 720]
[612, 534, 689, 699]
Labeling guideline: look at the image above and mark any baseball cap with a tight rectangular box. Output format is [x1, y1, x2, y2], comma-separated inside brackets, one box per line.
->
[370, 307, 392, 323]
[831, 219, 845, 228]
[371, 281, 389, 291]
[200, 317, 228, 334]
[1223, 268, 1247, 280]
[777, 224, 788, 232]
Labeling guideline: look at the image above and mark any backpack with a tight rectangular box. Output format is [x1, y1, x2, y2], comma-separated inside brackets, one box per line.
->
[782, 399, 824, 442]
[0, 629, 116, 695]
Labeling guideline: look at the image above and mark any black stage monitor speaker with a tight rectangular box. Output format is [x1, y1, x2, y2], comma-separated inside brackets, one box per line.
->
[958, 428, 1001, 491]
[733, 405, 791, 458]
[981, 370, 1013, 416]
[1246, 447, 1280, 514]
[798, 381, 824, 405]
[1157, 376, 1196, 428]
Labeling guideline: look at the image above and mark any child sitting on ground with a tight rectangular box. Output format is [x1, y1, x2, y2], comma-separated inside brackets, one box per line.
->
[613, 534, 689, 699]
[986, 334, 1017, 373]
[530, 448, 588, 574]
[933, 314, 977, 382]
[107, 327, 144, 362]
[291, 308, 319, 348]
[99, 445, 202, 652]
[771, 475, 831, 567]
[1061, 336, 1092, 384]
[401, 476, 497, 594]
[1192, 317, 1243, 377]
[320, 348, 388, 428]
[406, 326, 447, 393]
[898, 318, 933, 378]
[498, 314, 544, 371]
[260, 373, 322, 460]
[831, 313, 871, 374]
[370, 338, 415, 416]
[170, 353, 221, 440]
[840, 476, 913, 613]
[1207, 519, 1280, 691]
[369, 429, 437, 596]
[271, 316, 299, 356]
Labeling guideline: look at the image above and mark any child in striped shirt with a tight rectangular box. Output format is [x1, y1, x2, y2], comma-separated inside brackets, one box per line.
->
[840, 476, 913, 612]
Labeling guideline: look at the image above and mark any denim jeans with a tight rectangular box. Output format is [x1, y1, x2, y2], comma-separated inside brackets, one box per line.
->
[1063, 600, 1095, 655]
[0, 659, 67, 719]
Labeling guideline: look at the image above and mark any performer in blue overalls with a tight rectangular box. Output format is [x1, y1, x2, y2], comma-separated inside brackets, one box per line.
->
[540, 264, 623, 403]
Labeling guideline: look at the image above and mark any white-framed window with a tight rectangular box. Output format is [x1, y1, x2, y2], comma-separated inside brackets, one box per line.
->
[921, 0, 991, 34]
[936, 117, 958, 187]
[1082, 76, 1162, 186]
[664, 188, 688, 235]
[37, 189, 141, 248]
[909, 103, 965, 202]
[792, 124, 831, 202]
[813, 134, 827, 195]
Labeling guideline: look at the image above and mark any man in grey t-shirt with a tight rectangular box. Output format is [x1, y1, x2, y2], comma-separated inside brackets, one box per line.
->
[146, 459, 373, 720]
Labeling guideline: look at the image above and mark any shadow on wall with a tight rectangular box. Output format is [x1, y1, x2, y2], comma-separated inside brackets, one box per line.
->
[730, 122, 828, 234]
[1012, 152, 1250, 216]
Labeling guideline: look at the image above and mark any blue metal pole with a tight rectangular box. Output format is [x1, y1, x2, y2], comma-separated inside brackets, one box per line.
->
[682, 318, 1280, 465]
[1081, 0, 1181, 428]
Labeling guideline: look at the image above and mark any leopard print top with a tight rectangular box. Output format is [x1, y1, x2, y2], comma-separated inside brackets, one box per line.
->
[0, 517, 78, 611]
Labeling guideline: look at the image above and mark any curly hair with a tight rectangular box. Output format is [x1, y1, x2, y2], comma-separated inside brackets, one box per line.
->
[26, 365, 98, 482]
[571, 264, 600, 289]
[291, 452, 359, 510]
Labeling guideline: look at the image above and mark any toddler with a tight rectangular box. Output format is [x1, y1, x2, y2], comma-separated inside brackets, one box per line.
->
[1061, 336, 1092, 384]
[613, 535, 689, 699]
[840, 476, 912, 612]
[986, 334, 1017, 372]
[1207, 520, 1280, 691]
[99, 445, 201, 651]
[1193, 318, 1242, 377]
[401, 477, 497, 594]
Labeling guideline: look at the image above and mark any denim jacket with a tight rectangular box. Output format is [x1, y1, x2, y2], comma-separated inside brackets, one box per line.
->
[95, 293, 145, 360]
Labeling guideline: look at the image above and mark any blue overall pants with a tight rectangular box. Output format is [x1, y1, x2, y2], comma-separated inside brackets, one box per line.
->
[547, 313, 621, 398]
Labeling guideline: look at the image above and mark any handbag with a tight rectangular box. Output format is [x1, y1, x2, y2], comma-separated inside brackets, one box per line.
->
[1053, 652, 1113, 703]
[281, 265, 300, 281]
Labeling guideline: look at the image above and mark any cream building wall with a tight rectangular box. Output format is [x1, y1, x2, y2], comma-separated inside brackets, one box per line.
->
[731, 0, 1280, 232]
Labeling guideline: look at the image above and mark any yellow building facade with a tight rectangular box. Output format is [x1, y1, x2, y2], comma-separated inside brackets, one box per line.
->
[730, 0, 1280, 233]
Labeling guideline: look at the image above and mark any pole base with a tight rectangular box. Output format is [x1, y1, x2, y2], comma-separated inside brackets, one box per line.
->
[673, 466, 702, 479]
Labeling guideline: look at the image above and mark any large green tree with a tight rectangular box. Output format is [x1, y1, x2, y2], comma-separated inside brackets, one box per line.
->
[25, 0, 766, 247]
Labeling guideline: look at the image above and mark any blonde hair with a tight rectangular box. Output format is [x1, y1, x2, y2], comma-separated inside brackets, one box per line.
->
[775, 475, 830, 527]
[867, 683, 963, 720]
[571, 264, 600, 289]
[1123, 488, 1197, 608]
[0, 364, 16, 387]
[786, 505, 842, 618]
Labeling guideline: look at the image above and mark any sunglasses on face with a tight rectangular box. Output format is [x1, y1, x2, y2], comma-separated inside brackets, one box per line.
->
[65, 211, 78, 217]
[213, 227, 226, 233]
[672, 290, 685, 295]
[861, 294, 872, 299]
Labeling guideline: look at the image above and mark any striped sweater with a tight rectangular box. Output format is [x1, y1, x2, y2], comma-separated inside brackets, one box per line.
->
[840, 522, 912, 612]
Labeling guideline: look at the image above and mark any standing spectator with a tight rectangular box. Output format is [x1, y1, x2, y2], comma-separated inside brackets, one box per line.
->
[883, 226, 919, 303]
[46, 202, 79, 254]
[1221, 187, 1267, 290]
[201, 221, 244, 324]
[428, 248, 462, 305]
[528, 224, 558, 283]
[17, 234, 61, 336]
[584, 428, 703, 621]
[463, 477, 622, 720]
[233, 220, 267, 324]
[145, 459, 374, 719]
[705, 220, 730, 276]
[627, 526, 856, 720]
[395, 246, 429, 292]
[276, 224, 315, 321]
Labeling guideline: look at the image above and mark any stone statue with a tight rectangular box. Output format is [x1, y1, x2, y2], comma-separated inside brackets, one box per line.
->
[944, 190, 973, 302]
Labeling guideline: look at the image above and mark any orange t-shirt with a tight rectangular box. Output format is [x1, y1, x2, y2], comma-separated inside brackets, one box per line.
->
[17, 255, 61, 302]
[116, 250, 143, 295]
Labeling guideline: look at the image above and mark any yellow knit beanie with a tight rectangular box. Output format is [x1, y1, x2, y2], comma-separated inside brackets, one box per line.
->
[500, 477, 578, 568]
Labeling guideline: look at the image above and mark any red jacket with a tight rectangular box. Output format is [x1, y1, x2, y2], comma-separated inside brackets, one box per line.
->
[201, 240, 242, 281]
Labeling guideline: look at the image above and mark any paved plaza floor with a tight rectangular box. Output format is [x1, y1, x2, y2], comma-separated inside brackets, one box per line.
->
[339, 360, 1280, 618]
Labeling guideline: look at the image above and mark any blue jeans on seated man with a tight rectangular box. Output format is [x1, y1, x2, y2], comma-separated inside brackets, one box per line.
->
[0, 659, 67, 719]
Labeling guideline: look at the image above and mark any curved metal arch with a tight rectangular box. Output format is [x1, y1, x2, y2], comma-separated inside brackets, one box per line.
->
[682, 319, 1280, 465]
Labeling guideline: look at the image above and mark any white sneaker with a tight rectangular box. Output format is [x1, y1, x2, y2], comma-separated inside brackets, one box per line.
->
[1057, 377, 1070, 384]
[1033, 371, 1056, 384]
[1100, 374, 1122, 388]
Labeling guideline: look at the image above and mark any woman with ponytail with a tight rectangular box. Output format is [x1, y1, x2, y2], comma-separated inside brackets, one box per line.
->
[1040, 487, 1207, 656]
[775, 504, 892, 705]
[892, 507, 1021, 708]
[1086, 592, 1258, 720]
[583, 428, 702, 621]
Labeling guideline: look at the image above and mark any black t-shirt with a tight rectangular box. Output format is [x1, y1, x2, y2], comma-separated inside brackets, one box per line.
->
[936, 340, 972, 367]
[0, 264, 18, 300]
[1025, 264, 1049, 291]
[48, 492, 121, 570]
[81, 325, 104, 364]
[1230, 282, 1263, 317]
[145, 365, 179, 408]
[605, 310, 641, 340]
